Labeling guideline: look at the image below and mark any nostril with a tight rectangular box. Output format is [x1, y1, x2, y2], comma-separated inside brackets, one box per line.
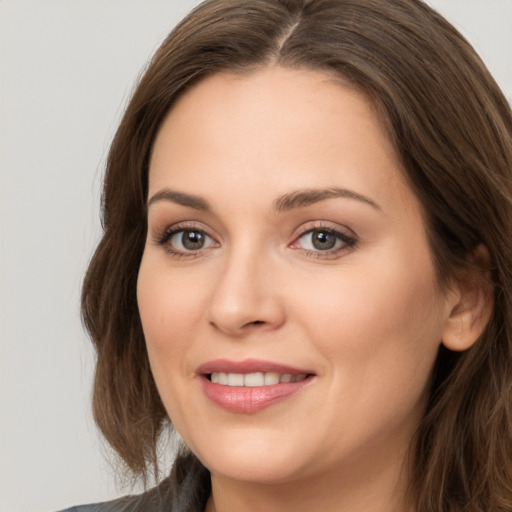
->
[239, 320, 266, 329]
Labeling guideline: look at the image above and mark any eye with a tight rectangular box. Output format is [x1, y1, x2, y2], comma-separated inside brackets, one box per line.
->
[157, 227, 218, 256]
[302, 230, 339, 251]
[171, 230, 211, 251]
[291, 226, 357, 256]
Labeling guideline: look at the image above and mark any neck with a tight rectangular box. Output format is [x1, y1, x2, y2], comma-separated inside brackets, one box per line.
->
[205, 446, 413, 512]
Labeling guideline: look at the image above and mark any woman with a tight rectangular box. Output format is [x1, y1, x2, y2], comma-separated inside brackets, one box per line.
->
[65, 0, 512, 510]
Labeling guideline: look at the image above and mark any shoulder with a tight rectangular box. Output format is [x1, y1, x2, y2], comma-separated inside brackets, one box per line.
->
[57, 505, 114, 512]
[57, 453, 210, 512]
[56, 482, 179, 512]
[56, 494, 166, 512]
[55, 494, 157, 512]
[55, 478, 175, 512]
[56, 502, 129, 512]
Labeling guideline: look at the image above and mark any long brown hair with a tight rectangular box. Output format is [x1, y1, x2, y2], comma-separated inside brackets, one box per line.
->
[81, 0, 512, 509]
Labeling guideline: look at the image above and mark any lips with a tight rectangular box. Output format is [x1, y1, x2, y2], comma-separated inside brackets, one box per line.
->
[197, 359, 315, 413]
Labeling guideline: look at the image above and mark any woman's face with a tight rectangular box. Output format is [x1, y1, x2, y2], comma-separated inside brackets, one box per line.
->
[138, 67, 457, 486]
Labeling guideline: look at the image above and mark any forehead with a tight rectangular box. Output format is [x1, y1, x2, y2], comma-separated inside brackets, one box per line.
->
[148, 66, 414, 215]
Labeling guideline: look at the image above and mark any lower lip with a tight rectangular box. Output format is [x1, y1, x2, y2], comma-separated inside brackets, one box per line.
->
[200, 376, 313, 413]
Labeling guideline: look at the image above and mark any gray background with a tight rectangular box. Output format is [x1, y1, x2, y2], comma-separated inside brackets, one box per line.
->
[1, 1, 511, 511]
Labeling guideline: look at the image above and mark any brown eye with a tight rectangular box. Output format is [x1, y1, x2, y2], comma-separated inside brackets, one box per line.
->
[165, 229, 216, 253]
[292, 227, 357, 256]
[180, 230, 206, 250]
[311, 231, 337, 250]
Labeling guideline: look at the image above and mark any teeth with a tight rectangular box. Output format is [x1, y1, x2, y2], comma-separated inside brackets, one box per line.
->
[210, 372, 308, 387]
[244, 372, 264, 387]
[227, 373, 244, 386]
[264, 372, 280, 385]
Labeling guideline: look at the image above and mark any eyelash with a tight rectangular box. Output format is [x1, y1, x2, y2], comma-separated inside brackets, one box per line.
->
[290, 224, 357, 258]
[154, 222, 357, 259]
[154, 223, 217, 258]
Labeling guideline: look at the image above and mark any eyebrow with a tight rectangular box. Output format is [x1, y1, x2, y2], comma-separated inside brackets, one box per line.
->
[272, 187, 381, 212]
[146, 187, 381, 213]
[147, 189, 211, 211]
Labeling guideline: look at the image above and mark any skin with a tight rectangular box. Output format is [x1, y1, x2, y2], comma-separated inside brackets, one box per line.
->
[137, 66, 468, 512]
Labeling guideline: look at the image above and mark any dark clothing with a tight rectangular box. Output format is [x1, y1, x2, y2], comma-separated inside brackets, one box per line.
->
[57, 454, 210, 512]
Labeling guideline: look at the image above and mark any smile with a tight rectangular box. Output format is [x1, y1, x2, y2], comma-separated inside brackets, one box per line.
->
[209, 372, 308, 386]
[197, 359, 315, 413]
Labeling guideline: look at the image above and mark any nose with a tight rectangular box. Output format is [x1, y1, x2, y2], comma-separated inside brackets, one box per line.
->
[206, 248, 286, 337]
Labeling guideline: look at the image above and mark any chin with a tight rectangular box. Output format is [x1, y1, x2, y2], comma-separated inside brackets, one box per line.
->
[184, 428, 309, 484]
[205, 453, 306, 485]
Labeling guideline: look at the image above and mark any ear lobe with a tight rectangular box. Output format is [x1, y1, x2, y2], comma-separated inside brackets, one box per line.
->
[441, 245, 494, 352]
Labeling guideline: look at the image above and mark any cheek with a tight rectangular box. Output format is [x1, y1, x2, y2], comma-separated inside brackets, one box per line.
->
[136, 255, 208, 402]
[290, 249, 445, 387]
[138, 256, 204, 348]
[294, 261, 444, 450]
[136, 257, 203, 438]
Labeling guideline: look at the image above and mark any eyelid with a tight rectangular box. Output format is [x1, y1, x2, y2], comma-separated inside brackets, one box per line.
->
[151, 219, 357, 259]
[153, 221, 219, 257]
[289, 221, 358, 257]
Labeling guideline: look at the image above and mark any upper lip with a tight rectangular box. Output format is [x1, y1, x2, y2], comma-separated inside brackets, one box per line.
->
[196, 358, 314, 376]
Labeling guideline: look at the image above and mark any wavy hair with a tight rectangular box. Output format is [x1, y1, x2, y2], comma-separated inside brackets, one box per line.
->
[81, 0, 512, 509]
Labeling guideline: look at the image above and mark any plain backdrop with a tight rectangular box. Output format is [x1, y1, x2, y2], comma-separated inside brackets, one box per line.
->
[0, 1, 511, 511]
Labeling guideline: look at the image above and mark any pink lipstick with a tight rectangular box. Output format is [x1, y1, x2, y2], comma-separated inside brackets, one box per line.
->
[197, 359, 315, 413]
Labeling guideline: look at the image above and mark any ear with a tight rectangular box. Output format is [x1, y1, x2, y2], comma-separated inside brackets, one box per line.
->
[441, 244, 495, 352]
